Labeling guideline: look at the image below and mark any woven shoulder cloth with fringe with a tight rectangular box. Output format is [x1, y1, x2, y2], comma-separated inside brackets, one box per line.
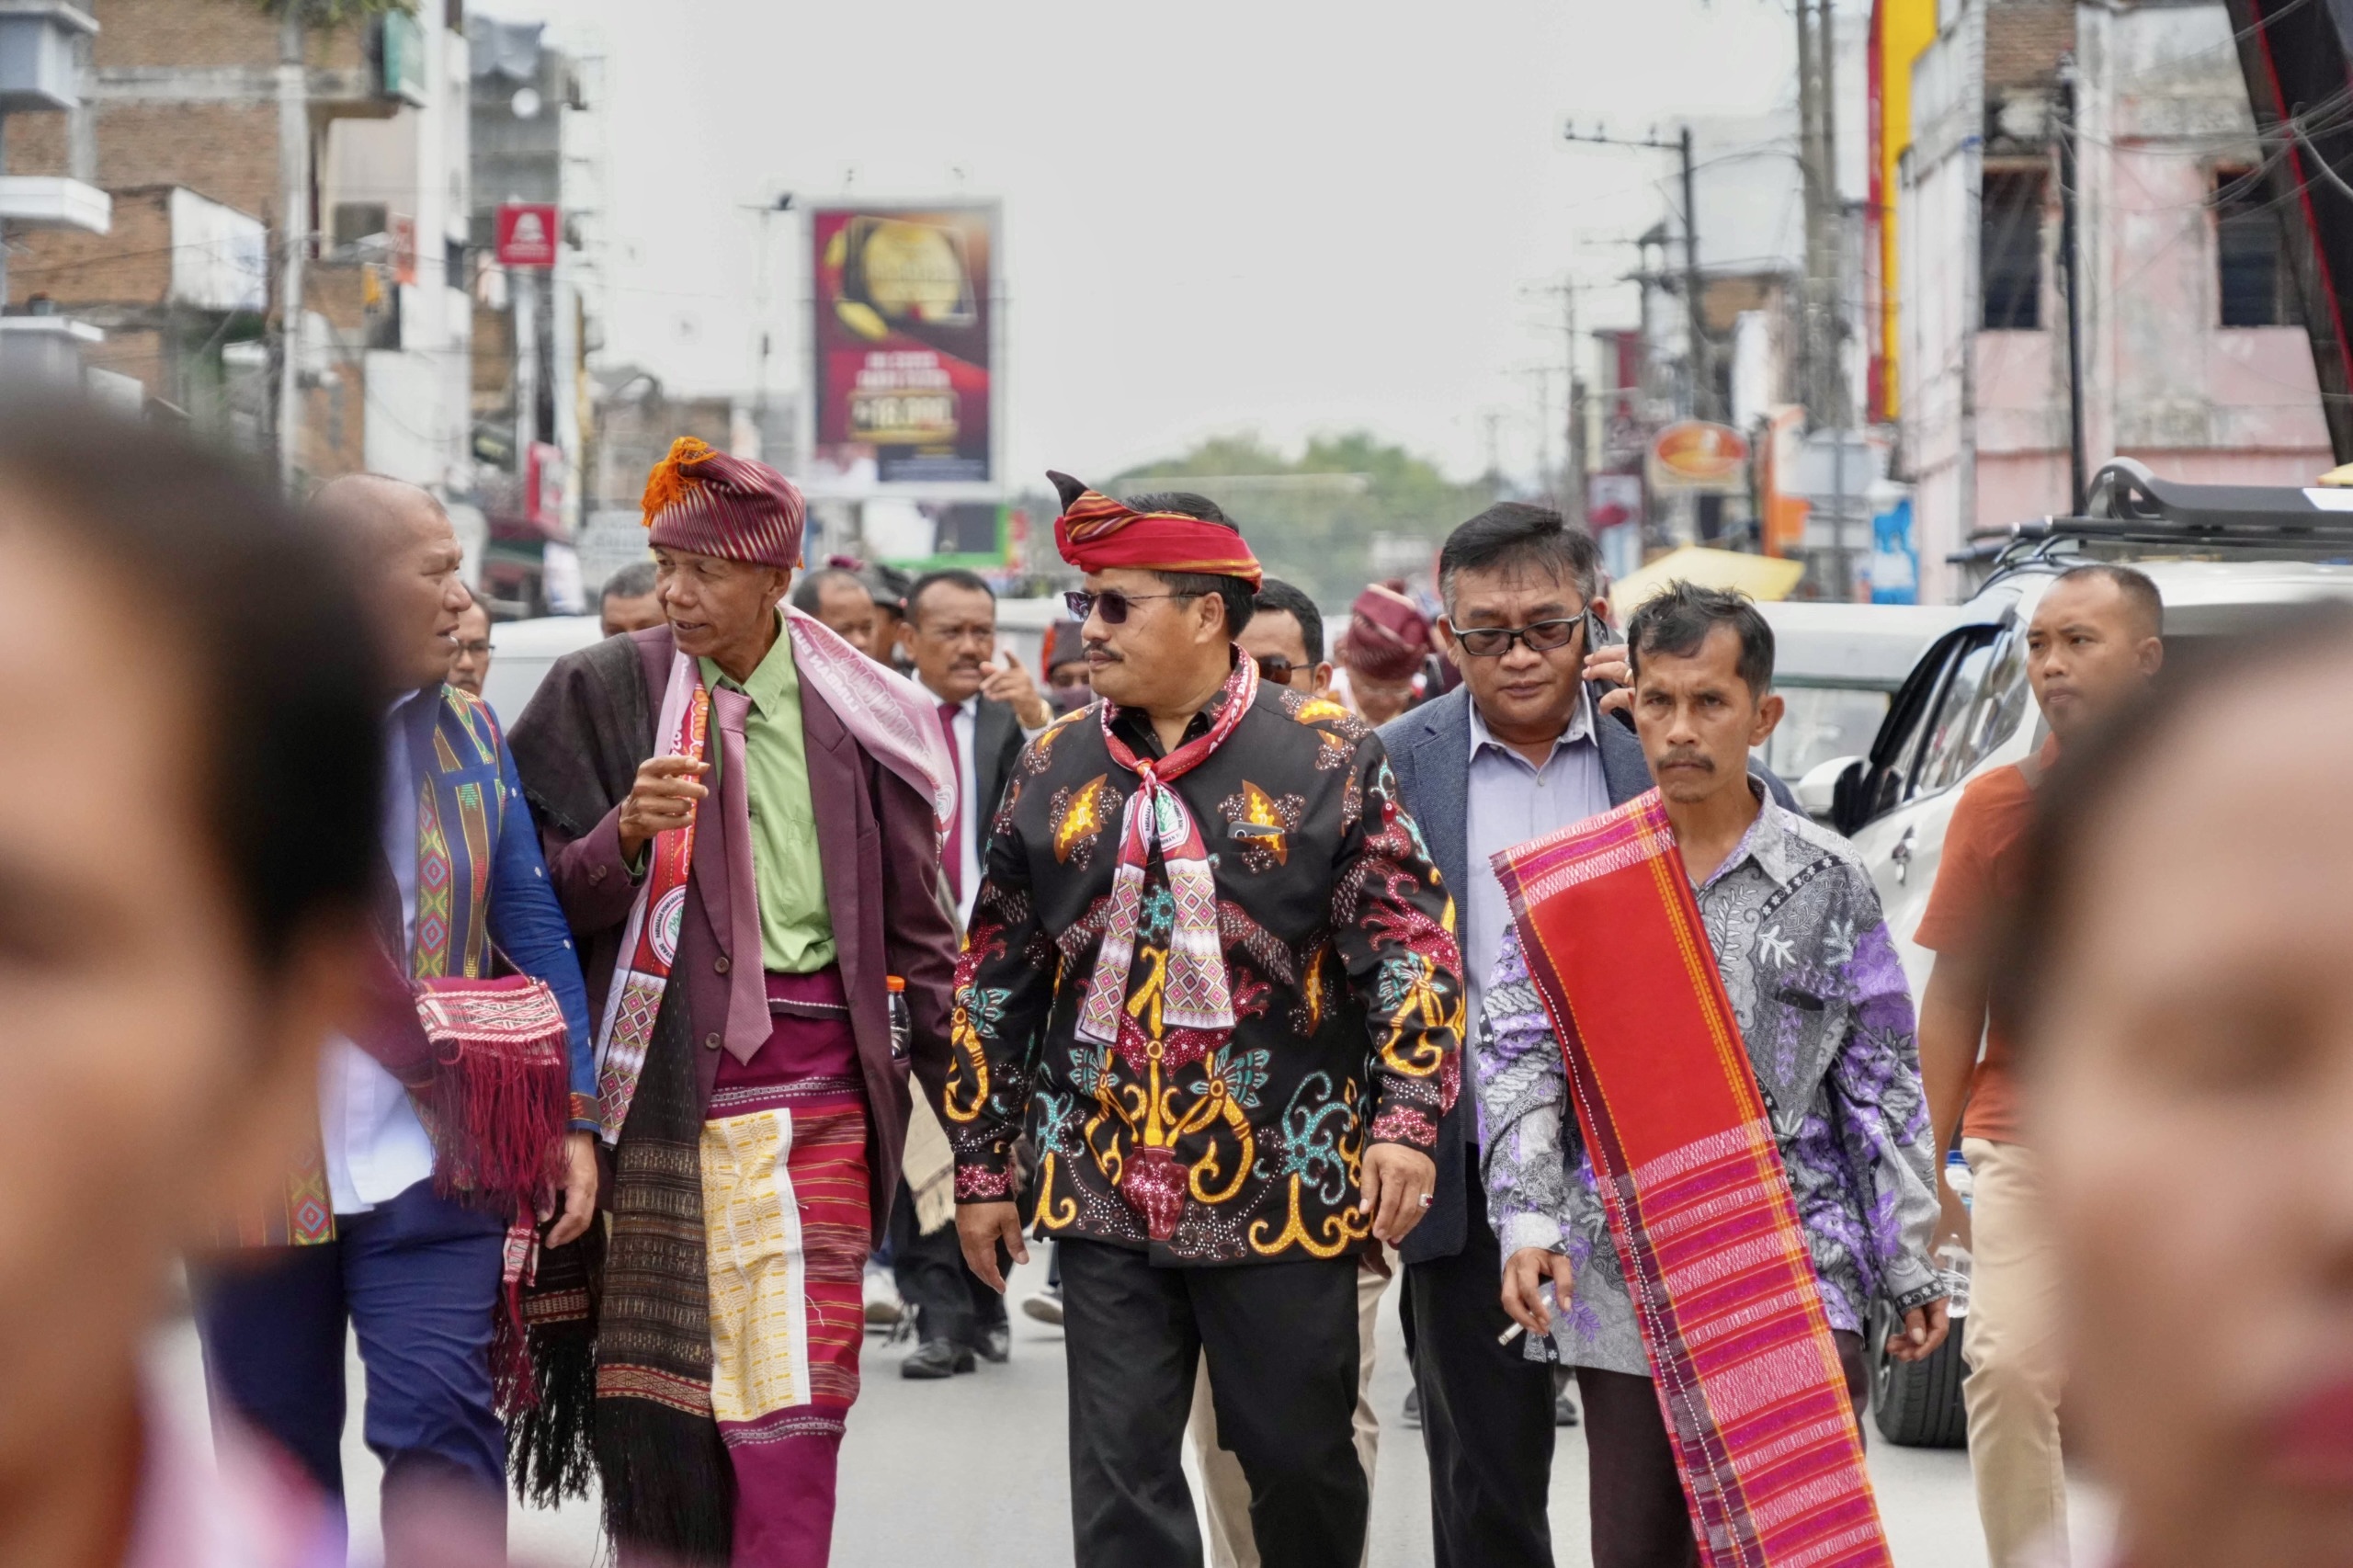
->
[1495, 791, 1894, 1568]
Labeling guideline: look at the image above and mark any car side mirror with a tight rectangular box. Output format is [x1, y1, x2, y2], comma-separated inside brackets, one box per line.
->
[1795, 755, 1862, 824]
[1829, 757, 1871, 835]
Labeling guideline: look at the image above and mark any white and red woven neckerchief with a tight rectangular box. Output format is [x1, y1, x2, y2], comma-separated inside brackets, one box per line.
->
[1076, 653, 1259, 1047]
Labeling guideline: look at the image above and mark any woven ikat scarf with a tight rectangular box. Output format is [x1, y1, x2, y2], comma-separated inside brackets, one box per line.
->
[1077, 653, 1259, 1046]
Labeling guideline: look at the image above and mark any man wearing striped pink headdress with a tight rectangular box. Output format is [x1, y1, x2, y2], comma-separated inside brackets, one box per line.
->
[508, 438, 961, 1567]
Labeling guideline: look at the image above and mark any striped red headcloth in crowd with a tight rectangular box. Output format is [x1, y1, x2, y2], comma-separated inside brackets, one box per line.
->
[1048, 471, 1262, 587]
[642, 437, 806, 570]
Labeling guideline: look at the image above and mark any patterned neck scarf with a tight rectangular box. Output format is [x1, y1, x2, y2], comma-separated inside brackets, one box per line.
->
[1077, 653, 1260, 1046]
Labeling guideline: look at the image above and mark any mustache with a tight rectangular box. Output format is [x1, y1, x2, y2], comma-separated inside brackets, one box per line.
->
[1085, 641, 1122, 662]
[1656, 746, 1717, 771]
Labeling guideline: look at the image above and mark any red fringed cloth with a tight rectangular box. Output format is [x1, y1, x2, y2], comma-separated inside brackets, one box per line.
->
[1494, 792, 1893, 1568]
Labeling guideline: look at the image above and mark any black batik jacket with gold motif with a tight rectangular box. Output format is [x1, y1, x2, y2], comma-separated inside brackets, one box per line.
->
[944, 676, 1464, 1266]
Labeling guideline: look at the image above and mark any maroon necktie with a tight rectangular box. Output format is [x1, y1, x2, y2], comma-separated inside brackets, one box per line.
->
[937, 700, 964, 903]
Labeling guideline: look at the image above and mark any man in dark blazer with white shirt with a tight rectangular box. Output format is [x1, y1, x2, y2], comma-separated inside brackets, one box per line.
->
[1380, 506, 1794, 1568]
[893, 566, 1051, 1375]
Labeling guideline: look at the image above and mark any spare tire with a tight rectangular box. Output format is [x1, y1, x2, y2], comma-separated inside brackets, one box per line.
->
[1869, 1298, 1969, 1448]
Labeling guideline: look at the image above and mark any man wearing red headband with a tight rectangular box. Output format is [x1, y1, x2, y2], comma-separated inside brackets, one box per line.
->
[508, 438, 961, 1567]
[944, 474, 1464, 1568]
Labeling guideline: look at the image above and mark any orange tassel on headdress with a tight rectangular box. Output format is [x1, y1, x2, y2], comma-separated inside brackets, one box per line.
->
[641, 436, 722, 528]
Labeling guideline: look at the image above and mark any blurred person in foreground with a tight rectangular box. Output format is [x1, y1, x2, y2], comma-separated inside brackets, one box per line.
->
[601, 560, 665, 639]
[1917, 563, 2164, 1567]
[891, 567, 1048, 1377]
[1042, 619, 1094, 713]
[1379, 504, 1644, 1567]
[448, 585, 493, 699]
[948, 473, 1461, 1568]
[790, 565, 880, 659]
[1330, 582, 1429, 725]
[508, 438, 961, 1567]
[196, 473, 598, 1555]
[1481, 583, 1946, 1568]
[0, 409, 376, 1565]
[2008, 605, 2353, 1568]
[1183, 574, 1375, 1568]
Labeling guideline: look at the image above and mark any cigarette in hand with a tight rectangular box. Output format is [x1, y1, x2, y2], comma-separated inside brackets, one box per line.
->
[1498, 1321, 1527, 1346]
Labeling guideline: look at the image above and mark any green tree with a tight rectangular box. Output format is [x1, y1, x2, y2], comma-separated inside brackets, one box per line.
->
[1113, 431, 1499, 608]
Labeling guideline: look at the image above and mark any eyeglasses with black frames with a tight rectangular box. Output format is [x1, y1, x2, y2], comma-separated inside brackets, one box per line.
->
[1451, 617, 1587, 659]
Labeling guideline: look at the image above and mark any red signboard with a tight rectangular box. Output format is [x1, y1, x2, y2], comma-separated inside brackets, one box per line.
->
[496, 203, 559, 269]
[810, 203, 997, 486]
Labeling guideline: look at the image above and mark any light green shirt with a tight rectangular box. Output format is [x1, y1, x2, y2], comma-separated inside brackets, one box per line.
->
[700, 623, 836, 974]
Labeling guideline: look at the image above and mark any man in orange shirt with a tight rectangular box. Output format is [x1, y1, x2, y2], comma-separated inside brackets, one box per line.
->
[1916, 563, 2164, 1566]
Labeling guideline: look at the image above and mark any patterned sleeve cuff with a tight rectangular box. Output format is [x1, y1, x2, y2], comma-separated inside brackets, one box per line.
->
[1498, 1211, 1567, 1259]
[1368, 1104, 1439, 1153]
[569, 1092, 602, 1129]
[954, 1160, 1017, 1201]
[1882, 1253, 1948, 1312]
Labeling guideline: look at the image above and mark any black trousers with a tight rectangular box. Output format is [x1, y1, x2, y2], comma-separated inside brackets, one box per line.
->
[1576, 1329, 1870, 1568]
[889, 1177, 1005, 1346]
[1061, 1239, 1366, 1568]
[1400, 1146, 1559, 1568]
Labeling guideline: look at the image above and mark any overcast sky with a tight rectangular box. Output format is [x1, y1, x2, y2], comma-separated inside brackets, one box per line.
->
[528, 0, 1817, 488]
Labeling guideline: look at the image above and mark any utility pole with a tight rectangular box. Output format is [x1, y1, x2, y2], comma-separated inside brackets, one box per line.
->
[2057, 62, 2089, 515]
[1816, 0, 1853, 429]
[1678, 126, 1712, 420]
[1565, 124, 1718, 421]
[275, 6, 309, 494]
[1565, 285, 1590, 525]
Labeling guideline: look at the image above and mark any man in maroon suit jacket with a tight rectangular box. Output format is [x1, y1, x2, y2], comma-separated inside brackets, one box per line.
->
[508, 438, 959, 1568]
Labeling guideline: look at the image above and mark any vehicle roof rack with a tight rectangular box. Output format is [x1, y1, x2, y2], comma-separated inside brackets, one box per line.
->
[1956, 459, 2353, 574]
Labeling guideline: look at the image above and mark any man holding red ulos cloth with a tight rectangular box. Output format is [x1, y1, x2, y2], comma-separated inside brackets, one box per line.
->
[948, 474, 1462, 1568]
[1477, 583, 1949, 1568]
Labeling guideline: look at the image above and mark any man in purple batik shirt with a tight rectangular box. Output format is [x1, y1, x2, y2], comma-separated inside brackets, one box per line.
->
[1477, 584, 1946, 1568]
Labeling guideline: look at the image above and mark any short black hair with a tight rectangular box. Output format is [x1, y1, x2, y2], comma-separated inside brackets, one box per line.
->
[1, 400, 381, 971]
[1120, 490, 1256, 641]
[1625, 581, 1776, 696]
[907, 567, 995, 625]
[1438, 503, 1602, 610]
[2049, 562, 2164, 639]
[602, 560, 657, 601]
[789, 565, 869, 617]
[1250, 578, 1325, 664]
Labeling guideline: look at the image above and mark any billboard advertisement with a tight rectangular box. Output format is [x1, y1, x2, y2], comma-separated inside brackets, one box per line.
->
[811, 203, 997, 487]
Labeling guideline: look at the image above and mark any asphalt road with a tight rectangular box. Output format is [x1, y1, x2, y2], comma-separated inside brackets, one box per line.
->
[153, 1253, 2108, 1565]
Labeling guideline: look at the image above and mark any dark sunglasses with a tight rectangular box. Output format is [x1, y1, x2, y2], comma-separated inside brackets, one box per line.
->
[1064, 587, 1204, 625]
[1254, 654, 1302, 686]
[1453, 615, 1590, 659]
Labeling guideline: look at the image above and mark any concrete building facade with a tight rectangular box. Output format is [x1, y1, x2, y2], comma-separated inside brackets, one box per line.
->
[5, 0, 473, 492]
[1900, 0, 2333, 601]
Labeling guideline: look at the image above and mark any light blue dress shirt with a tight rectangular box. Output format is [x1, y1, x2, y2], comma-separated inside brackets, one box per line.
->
[1461, 688, 1611, 1112]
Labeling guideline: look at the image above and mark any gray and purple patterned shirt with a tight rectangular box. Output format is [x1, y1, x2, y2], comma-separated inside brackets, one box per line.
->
[1477, 790, 1945, 1375]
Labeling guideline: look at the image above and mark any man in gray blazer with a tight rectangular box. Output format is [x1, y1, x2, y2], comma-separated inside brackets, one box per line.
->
[1380, 505, 1793, 1568]
[1380, 506, 1642, 1568]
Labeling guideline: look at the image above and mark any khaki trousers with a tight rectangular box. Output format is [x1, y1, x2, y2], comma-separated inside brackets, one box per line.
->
[1190, 1256, 1389, 1568]
[1961, 1138, 2070, 1567]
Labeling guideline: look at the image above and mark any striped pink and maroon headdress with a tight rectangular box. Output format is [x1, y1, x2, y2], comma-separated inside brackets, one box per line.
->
[642, 437, 805, 569]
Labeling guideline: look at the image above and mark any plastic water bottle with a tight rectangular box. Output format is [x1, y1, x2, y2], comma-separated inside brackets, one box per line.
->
[1945, 1148, 1975, 1210]
[1938, 1149, 1973, 1319]
[886, 975, 911, 1062]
